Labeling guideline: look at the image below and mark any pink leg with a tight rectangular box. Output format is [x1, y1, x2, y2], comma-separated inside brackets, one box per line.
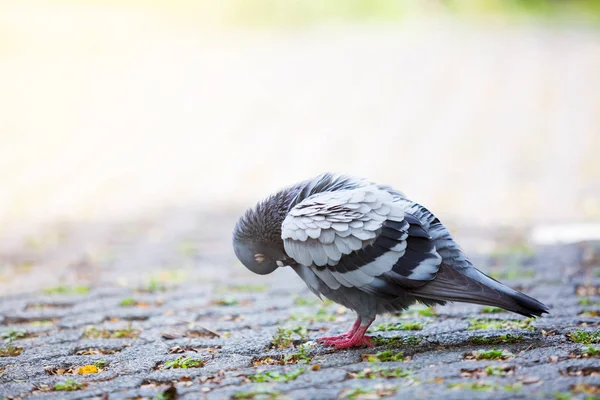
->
[317, 318, 360, 343]
[320, 318, 375, 349]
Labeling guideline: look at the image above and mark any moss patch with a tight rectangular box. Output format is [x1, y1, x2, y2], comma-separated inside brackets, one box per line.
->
[372, 335, 422, 346]
[468, 334, 524, 345]
[339, 386, 398, 399]
[361, 350, 409, 362]
[481, 306, 505, 314]
[1, 328, 29, 342]
[271, 327, 308, 349]
[74, 347, 123, 355]
[217, 284, 268, 292]
[464, 349, 514, 361]
[247, 368, 305, 383]
[448, 381, 522, 392]
[54, 378, 86, 391]
[83, 326, 139, 339]
[370, 321, 424, 332]
[468, 318, 534, 331]
[567, 329, 600, 344]
[162, 356, 205, 369]
[42, 286, 89, 295]
[119, 298, 137, 307]
[233, 388, 283, 399]
[289, 308, 338, 322]
[349, 367, 412, 379]
[460, 364, 516, 378]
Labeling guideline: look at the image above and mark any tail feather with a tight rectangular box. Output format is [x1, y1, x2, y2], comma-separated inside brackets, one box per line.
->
[410, 264, 549, 318]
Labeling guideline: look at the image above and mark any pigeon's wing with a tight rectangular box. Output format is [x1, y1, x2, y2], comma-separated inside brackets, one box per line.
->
[281, 187, 442, 294]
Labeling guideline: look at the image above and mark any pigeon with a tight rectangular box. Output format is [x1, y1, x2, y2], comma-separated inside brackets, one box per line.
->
[232, 173, 549, 349]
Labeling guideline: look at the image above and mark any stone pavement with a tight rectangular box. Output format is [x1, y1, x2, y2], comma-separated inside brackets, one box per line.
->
[0, 210, 599, 400]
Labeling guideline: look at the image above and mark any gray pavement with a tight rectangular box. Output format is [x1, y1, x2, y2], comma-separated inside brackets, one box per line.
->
[0, 209, 598, 399]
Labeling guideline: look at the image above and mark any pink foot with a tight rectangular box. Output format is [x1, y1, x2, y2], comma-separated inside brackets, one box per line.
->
[317, 318, 361, 345]
[320, 322, 375, 349]
[317, 334, 349, 344]
[329, 335, 374, 349]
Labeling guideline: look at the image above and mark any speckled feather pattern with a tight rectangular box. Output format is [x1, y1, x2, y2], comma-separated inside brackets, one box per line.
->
[233, 173, 549, 323]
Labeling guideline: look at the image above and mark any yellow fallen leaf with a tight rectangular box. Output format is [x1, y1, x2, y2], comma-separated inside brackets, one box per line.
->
[77, 365, 98, 374]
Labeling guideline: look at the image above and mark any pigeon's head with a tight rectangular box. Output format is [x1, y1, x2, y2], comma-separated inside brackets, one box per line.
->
[232, 190, 295, 275]
[232, 239, 286, 275]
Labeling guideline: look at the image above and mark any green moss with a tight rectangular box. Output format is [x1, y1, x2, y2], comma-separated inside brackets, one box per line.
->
[448, 381, 522, 392]
[567, 329, 600, 344]
[54, 378, 84, 391]
[468, 334, 524, 345]
[289, 308, 337, 322]
[370, 321, 424, 332]
[578, 297, 600, 306]
[372, 335, 422, 346]
[484, 365, 513, 376]
[214, 297, 239, 306]
[163, 356, 204, 369]
[153, 390, 177, 400]
[401, 305, 437, 317]
[468, 318, 534, 331]
[1, 328, 27, 343]
[416, 307, 437, 317]
[83, 326, 139, 339]
[43, 285, 89, 295]
[341, 386, 398, 400]
[144, 279, 166, 293]
[365, 350, 408, 362]
[30, 320, 54, 327]
[248, 368, 305, 382]
[481, 306, 504, 314]
[352, 367, 412, 379]
[467, 349, 514, 360]
[294, 297, 317, 306]
[233, 388, 283, 399]
[271, 327, 308, 349]
[220, 284, 268, 292]
[581, 345, 600, 357]
[119, 298, 137, 307]
[284, 345, 312, 364]
[93, 359, 107, 369]
[552, 393, 571, 400]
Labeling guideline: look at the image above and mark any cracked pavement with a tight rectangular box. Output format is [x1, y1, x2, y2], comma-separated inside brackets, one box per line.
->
[0, 210, 598, 400]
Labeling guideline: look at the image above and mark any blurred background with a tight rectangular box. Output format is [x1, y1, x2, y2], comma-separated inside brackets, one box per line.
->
[1, 0, 599, 295]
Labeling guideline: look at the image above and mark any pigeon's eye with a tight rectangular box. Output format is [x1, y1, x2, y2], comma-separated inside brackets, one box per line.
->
[254, 253, 266, 263]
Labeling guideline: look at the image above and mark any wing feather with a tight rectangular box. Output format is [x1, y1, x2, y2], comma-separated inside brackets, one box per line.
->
[282, 187, 442, 296]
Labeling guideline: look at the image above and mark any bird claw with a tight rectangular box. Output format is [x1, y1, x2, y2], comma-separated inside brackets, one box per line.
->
[317, 334, 349, 343]
[319, 335, 374, 349]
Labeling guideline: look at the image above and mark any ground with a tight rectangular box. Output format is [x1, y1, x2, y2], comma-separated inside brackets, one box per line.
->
[0, 210, 598, 400]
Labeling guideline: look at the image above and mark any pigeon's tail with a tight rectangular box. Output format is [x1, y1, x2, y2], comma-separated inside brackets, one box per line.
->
[410, 264, 549, 318]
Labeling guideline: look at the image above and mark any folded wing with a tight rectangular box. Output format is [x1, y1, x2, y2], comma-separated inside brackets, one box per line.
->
[281, 188, 442, 295]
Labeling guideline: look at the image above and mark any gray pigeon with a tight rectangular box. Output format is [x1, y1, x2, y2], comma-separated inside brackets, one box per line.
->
[233, 173, 548, 349]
